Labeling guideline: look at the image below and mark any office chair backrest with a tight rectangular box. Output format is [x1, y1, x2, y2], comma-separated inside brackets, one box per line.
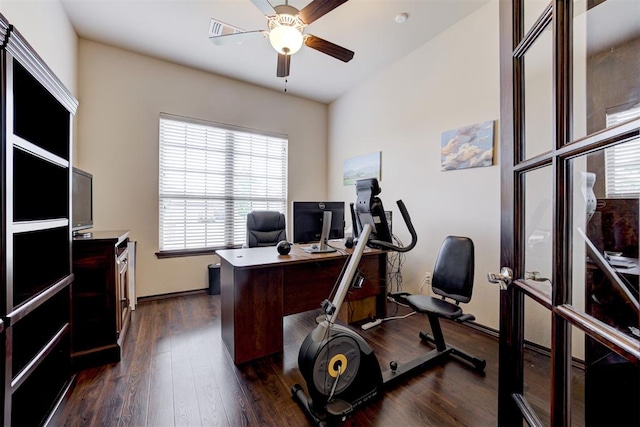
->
[431, 236, 475, 304]
[246, 211, 287, 247]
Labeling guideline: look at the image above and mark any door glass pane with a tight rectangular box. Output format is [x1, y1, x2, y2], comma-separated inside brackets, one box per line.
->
[525, 166, 554, 289]
[583, 329, 638, 425]
[523, 333, 552, 427]
[524, 166, 553, 346]
[570, 139, 639, 426]
[569, 326, 586, 427]
[524, 23, 554, 159]
[572, 0, 640, 140]
[571, 139, 639, 336]
[523, 324, 588, 427]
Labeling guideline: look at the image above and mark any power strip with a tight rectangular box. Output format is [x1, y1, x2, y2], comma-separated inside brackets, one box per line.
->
[361, 319, 383, 330]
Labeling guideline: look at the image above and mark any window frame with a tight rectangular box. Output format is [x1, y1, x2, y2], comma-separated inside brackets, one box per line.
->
[156, 113, 288, 258]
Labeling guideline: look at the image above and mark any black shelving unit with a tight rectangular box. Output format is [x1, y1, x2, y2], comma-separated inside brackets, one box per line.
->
[1, 15, 78, 426]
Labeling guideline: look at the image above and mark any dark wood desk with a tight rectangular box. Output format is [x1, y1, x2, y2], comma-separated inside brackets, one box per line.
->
[217, 242, 387, 364]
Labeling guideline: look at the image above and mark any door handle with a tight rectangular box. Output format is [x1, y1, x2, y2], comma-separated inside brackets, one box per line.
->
[487, 267, 513, 289]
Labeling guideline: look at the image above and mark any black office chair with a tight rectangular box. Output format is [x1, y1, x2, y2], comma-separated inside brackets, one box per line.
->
[391, 235, 486, 371]
[246, 211, 287, 248]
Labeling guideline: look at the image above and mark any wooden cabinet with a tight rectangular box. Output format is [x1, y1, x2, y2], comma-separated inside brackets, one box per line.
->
[0, 15, 78, 426]
[72, 231, 131, 369]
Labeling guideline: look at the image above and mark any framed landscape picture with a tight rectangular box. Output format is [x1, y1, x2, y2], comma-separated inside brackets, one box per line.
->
[343, 151, 381, 185]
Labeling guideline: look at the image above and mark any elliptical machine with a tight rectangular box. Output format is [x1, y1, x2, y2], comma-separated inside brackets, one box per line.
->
[291, 178, 419, 426]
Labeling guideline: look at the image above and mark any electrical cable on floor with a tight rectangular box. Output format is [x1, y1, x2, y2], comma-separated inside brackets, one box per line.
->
[361, 310, 416, 330]
[387, 295, 412, 309]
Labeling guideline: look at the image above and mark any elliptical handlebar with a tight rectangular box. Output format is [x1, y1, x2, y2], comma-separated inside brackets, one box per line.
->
[368, 199, 417, 253]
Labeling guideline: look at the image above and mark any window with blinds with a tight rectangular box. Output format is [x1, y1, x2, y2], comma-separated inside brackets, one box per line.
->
[605, 106, 640, 198]
[159, 114, 288, 253]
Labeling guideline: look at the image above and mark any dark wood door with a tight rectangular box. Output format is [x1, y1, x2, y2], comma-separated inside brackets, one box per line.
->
[497, 0, 639, 425]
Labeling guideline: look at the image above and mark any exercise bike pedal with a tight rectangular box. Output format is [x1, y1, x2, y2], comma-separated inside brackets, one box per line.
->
[291, 384, 326, 426]
[326, 398, 353, 418]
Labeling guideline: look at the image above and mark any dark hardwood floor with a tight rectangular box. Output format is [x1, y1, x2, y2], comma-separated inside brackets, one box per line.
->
[51, 292, 582, 426]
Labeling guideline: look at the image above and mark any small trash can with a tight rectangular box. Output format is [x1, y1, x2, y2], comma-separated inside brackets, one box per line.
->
[208, 263, 220, 295]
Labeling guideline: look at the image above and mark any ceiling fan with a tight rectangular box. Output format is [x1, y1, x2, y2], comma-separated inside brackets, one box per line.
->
[209, 0, 354, 78]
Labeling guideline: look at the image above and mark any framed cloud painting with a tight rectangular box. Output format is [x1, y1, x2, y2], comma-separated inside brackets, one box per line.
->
[440, 120, 495, 171]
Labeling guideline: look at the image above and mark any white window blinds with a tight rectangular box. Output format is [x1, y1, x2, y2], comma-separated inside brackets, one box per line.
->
[605, 106, 640, 198]
[159, 114, 288, 251]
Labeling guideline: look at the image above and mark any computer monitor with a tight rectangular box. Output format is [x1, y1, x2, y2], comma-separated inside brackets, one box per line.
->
[292, 201, 345, 244]
[303, 210, 336, 253]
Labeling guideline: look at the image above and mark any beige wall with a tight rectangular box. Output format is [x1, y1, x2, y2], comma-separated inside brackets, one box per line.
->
[77, 40, 328, 298]
[0, 0, 77, 96]
[327, 1, 502, 330]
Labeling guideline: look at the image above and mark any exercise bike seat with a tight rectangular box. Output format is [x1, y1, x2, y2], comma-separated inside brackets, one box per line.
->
[405, 294, 463, 319]
[388, 292, 474, 323]
[388, 237, 485, 372]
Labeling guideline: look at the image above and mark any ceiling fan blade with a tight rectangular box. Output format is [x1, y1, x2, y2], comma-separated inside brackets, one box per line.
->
[304, 34, 354, 62]
[251, 0, 276, 16]
[299, 0, 348, 25]
[277, 54, 290, 78]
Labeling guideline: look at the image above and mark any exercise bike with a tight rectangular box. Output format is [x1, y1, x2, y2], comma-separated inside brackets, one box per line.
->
[292, 179, 422, 425]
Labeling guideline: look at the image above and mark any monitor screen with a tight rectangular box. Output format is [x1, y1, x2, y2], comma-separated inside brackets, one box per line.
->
[72, 167, 93, 232]
[292, 201, 345, 243]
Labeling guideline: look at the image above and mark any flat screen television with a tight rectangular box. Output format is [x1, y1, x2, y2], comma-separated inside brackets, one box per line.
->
[72, 167, 93, 235]
[292, 201, 345, 244]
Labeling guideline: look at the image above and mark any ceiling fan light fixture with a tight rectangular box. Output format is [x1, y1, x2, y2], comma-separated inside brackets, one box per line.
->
[269, 24, 304, 55]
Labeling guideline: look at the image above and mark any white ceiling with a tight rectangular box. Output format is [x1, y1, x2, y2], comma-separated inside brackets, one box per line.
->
[60, 0, 491, 104]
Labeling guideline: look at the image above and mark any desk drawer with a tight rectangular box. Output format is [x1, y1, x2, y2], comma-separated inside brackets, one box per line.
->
[283, 259, 343, 315]
[282, 255, 385, 317]
[349, 256, 386, 299]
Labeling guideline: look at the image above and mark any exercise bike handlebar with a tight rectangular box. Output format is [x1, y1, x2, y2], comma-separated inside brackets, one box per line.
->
[368, 199, 417, 253]
[320, 200, 417, 327]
